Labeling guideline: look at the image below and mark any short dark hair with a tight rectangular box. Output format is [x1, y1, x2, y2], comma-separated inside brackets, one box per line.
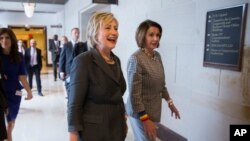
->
[71, 27, 79, 33]
[135, 20, 162, 48]
[53, 34, 58, 40]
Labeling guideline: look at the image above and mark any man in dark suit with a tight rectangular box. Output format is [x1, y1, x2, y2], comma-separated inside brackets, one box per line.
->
[72, 41, 88, 58]
[25, 38, 43, 96]
[49, 34, 60, 81]
[59, 27, 87, 95]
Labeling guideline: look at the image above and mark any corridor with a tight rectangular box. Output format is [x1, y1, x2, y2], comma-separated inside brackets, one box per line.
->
[13, 70, 134, 141]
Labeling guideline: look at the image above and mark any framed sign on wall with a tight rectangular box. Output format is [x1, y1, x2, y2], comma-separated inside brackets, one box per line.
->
[203, 3, 248, 71]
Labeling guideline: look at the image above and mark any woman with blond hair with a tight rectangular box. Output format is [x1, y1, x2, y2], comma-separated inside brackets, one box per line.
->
[68, 12, 127, 141]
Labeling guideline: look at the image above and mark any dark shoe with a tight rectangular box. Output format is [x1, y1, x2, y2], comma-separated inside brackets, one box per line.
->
[38, 92, 43, 96]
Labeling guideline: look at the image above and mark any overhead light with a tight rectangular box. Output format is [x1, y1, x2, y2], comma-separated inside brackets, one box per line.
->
[23, 2, 36, 18]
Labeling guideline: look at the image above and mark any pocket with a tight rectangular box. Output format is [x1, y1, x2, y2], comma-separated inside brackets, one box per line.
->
[82, 115, 103, 124]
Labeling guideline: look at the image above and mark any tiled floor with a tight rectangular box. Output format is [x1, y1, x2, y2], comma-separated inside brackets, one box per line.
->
[11, 71, 134, 141]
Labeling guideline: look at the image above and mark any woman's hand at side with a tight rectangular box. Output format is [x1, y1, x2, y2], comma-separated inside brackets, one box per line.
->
[169, 104, 181, 119]
[142, 119, 158, 141]
[69, 132, 78, 141]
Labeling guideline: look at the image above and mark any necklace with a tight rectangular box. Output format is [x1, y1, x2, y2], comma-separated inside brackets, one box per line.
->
[141, 48, 156, 61]
[102, 55, 115, 64]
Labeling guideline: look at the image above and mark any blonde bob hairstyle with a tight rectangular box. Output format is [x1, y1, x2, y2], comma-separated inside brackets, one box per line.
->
[135, 19, 162, 48]
[86, 12, 118, 48]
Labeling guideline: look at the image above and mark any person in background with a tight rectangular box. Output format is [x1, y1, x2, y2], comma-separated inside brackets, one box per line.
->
[58, 35, 68, 80]
[0, 28, 32, 141]
[68, 12, 127, 141]
[59, 35, 68, 57]
[126, 20, 181, 141]
[17, 40, 26, 56]
[72, 41, 88, 58]
[25, 38, 43, 96]
[49, 34, 60, 81]
[0, 59, 7, 141]
[59, 28, 81, 95]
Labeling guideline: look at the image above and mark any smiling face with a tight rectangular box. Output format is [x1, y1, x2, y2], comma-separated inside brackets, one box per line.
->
[144, 26, 161, 51]
[0, 33, 12, 50]
[96, 19, 119, 51]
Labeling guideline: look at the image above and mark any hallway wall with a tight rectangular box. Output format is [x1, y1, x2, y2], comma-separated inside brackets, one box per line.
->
[110, 0, 250, 141]
[1, 0, 248, 140]
[64, 0, 92, 39]
[0, 12, 64, 65]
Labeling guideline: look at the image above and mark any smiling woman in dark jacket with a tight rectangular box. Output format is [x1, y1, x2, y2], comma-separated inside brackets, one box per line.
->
[68, 12, 127, 141]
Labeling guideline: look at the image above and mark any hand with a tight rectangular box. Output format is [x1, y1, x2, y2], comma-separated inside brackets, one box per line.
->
[125, 122, 128, 136]
[4, 108, 8, 115]
[125, 115, 128, 135]
[142, 119, 158, 141]
[25, 92, 33, 100]
[69, 132, 78, 141]
[60, 72, 65, 81]
[169, 104, 181, 119]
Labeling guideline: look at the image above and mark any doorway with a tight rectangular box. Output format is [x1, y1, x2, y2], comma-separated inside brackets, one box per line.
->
[8, 25, 48, 74]
[79, 4, 111, 41]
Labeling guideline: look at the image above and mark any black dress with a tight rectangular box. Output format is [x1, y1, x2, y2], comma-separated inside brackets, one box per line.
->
[0, 60, 7, 140]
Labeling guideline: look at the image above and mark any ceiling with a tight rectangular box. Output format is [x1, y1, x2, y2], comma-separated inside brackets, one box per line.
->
[0, 0, 68, 5]
[0, 0, 68, 13]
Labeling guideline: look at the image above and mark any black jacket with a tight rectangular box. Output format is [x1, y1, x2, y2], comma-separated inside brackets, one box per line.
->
[72, 42, 88, 58]
[0, 59, 7, 110]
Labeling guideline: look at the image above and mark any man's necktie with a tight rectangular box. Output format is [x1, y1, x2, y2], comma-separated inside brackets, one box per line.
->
[31, 49, 35, 66]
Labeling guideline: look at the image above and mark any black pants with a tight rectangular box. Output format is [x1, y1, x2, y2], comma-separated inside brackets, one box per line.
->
[0, 109, 7, 140]
[27, 65, 42, 93]
[52, 61, 58, 80]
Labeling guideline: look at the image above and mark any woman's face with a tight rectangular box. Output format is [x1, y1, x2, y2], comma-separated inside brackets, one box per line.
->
[96, 20, 119, 51]
[144, 26, 161, 50]
[0, 33, 11, 49]
[61, 37, 67, 45]
[18, 40, 23, 47]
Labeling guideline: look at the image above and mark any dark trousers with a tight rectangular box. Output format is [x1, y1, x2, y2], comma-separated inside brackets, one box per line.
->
[27, 65, 42, 93]
[52, 61, 58, 80]
[0, 109, 7, 140]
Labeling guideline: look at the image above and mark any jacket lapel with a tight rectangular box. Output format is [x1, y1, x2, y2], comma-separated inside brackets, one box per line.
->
[91, 48, 120, 84]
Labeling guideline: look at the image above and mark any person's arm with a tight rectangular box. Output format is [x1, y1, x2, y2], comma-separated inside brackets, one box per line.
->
[19, 75, 32, 100]
[127, 55, 158, 140]
[59, 44, 67, 80]
[163, 94, 180, 119]
[48, 39, 53, 52]
[68, 55, 88, 137]
[127, 55, 145, 113]
[38, 49, 42, 71]
[69, 132, 78, 141]
[158, 53, 180, 119]
[0, 83, 7, 110]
